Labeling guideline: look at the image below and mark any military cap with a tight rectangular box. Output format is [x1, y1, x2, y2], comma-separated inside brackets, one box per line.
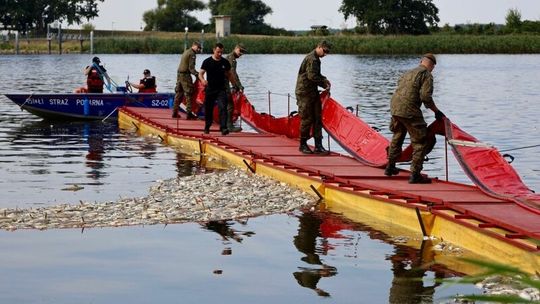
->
[317, 40, 332, 49]
[236, 43, 248, 53]
[422, 53, 437, 64]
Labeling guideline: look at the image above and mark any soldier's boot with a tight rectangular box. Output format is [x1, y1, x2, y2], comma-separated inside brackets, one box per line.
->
[409, 172, 431, 184]
[384, 162, 399, 176]
[313, 137, 329, 155]
[299, 138, 313, 154]
[227, 106, 242, 132]
[185, 99, 197, 120]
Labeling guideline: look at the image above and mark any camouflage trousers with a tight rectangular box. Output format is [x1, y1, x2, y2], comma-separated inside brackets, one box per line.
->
[387, 116, 436, 174]
[173, 73, 194, 113]
[296, 92, 322, 140]
[225, 86, 235, 128]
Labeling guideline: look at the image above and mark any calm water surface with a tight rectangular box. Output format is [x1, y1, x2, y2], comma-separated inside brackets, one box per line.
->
[1, 53, 539, 303]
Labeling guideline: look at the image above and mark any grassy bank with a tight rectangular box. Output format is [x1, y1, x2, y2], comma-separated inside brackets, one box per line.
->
[2, 33, 540, 54]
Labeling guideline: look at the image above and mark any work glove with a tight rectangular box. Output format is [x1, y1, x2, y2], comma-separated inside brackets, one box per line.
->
[435, 110, 446, 121]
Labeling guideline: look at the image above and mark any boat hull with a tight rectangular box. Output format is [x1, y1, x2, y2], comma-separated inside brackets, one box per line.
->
[4, 93, 175, 120]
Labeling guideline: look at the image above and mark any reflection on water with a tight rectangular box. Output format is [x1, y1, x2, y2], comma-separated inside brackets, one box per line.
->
[388, 241, 445, 304]
[292, 208, 461, 303]
[0, 117, 183, 207]
[293, 210, 338, 297]
[202, 220, 255, 245]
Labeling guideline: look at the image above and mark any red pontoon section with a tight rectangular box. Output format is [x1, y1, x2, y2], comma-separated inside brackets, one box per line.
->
[321, 93, 389, 167]
[239, 92, 300, 138]
[444, 119, 540, 209]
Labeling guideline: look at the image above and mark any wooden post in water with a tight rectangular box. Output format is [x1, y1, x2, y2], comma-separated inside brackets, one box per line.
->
[15, 32, 19, 55]
[79, 35, 84, 54]
[46, 24, 51, 54]
[58, 24, 62, 55]
[47, 35, 52, 54]
[200, 29, 204, 53]
[90, 31, 94, 54]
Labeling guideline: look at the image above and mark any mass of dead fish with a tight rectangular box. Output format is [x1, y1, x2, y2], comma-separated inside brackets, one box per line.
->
[0, 169, 316, 231]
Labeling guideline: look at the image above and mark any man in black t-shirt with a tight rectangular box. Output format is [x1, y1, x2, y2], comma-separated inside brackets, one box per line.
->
[198, 43, 237, 135]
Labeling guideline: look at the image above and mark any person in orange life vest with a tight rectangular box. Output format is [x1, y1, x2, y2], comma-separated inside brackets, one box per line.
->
[129, 69, 157, 93]
[83, 57, 108, 93]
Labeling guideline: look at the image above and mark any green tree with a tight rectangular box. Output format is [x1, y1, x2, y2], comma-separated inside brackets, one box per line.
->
[142, 0, 205, 32]
[208, 0, 275, 35]
[339, 0, 439, 35]
[505, 8, 522, 33]
[0, 0, 103, 34]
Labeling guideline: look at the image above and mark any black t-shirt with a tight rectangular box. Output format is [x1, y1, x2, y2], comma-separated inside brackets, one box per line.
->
[201, 56, 231, 91]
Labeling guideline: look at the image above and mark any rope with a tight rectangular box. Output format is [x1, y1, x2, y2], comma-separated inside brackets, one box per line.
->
[101, 107, 118, 122]
[499, 144, 540, 153]
[19, 92, 34, 109]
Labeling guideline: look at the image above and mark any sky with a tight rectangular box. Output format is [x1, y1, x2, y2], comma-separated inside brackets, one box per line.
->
[88, 0, 540, 31]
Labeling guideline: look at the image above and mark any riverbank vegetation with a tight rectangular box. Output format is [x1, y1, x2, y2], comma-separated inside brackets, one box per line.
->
[2, 32, 540, 55]
[2, 1, 540, 55]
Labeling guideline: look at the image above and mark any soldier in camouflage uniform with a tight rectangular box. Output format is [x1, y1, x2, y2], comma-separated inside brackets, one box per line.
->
[385, 53, 446, 184]
[295, 40, 332, 154]
[225, 43, 247, 132]
[172, 41, 201, 119]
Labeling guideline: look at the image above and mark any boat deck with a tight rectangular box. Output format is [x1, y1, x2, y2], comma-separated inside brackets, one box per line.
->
[120, 107, 540, 257]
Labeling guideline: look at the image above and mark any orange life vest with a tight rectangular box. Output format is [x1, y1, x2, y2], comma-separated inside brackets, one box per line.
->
[86, 67, 104, 93]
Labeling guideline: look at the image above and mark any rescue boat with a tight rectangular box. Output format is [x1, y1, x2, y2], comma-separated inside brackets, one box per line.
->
[3, 80, 237, 121]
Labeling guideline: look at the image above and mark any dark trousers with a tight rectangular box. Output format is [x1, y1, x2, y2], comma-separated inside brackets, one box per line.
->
[296, 92, 322, 140]
[173, 73, 194, 113]
[204, 89, 228, 131]
[387, 116, 435, 174]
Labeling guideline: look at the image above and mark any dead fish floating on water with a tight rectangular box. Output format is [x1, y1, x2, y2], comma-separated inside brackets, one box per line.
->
[1, 169, 316, 231]
[61, 184, 84, 191]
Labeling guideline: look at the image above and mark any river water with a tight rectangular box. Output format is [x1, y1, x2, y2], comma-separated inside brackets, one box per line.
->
[0, 53, 539, 303]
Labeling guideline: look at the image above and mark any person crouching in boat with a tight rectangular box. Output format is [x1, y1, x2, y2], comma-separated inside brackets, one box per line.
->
[74, 57, 107, 93]
[129, 69, 157, 93]
[295, 40, 332, 155]
[385, 53, 446, 184]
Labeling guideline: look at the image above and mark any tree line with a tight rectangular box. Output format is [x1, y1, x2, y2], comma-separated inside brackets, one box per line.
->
[1, 0, 539, 36]
[0, 0, 103, 34]
[141, 0, 290, 35]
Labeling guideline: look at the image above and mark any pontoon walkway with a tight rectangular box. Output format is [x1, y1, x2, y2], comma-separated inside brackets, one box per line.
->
[119, 107, 540, 274]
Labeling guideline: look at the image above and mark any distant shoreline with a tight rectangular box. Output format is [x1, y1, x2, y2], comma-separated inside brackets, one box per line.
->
[2, 34, 540, 54]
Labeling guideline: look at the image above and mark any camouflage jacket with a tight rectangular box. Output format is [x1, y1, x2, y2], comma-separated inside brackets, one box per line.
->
[178, 48, 198, 76]
[295, 50, 327, 96]
[390, 65, 435, 119]
[226, 52, 243, 90]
